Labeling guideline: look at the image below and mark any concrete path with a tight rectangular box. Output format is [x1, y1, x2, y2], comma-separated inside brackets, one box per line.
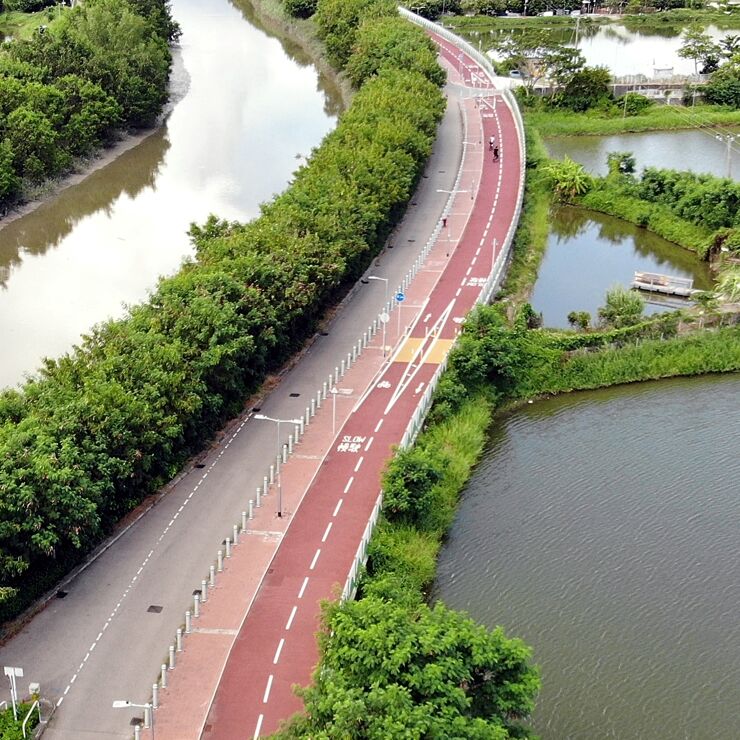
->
[0, 38, 466, 740]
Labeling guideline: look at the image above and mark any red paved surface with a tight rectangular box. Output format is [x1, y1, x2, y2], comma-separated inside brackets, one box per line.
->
[141, 33, 521, 740]
[197, 36, 523, 739]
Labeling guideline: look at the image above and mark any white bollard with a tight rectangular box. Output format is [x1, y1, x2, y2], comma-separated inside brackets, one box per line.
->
[269, 465, 275, 485]
[352, 345, 357, 362]
[248, 500, 254, 519]
[161, 664, 167, 688]
[233, 524, 239, 544]
[347, 352, 352, 368]
[317, 390, 322, 409]
[152, 683, 159, 709]
[176, 628, 183, 652]
[144, 706, 152, 729]
[288, 434, 293, 454]
[340, 359, 345, 376]
[134, 723, 141, 740]
[256, 487, 261, 507]
[322, 381, 328, 400]
[185, 610, 192, 634]
[304, 408, 310, 426]
[209, 565, 216, 587]
[299, 417, 305, 435]
[225, 538, 231, 558]
[193, 593, 200, 618]
[217, 550, 224, 571]
[310, 398, 316, 417]
[169, 645, 175, 670]
[201, 579, 208, 602]
[282, 444, 288, 464]
[242, 510, 247, 531]
[363, 331, 368, 348]
[263, 476, 269, 494]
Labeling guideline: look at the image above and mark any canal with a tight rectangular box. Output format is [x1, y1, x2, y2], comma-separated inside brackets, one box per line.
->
[434, 375, 740, 738]
[0, 0, 340, 389]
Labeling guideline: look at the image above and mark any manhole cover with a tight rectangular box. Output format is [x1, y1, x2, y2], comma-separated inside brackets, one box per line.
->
[148, 605, 163, 613]
[408, 239, 416, 243]
[289, 392, 300, 397]
[253, 406, 261, 412]
[320, 331, 329, 336]
[195, 463, 205, 469]
[56, 591, 68, 599]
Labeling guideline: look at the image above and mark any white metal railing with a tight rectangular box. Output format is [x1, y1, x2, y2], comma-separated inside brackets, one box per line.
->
[340, 493, 383, 601]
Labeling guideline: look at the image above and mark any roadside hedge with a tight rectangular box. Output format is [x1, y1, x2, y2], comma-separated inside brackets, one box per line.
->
[0, 1, 445, 621]
[0, 0, 175, 208]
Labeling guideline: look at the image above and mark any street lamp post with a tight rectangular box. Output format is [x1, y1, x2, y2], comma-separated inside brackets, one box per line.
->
[716, 133, 738, 178]
[330, 387, 353, 435]
[367, 276, 389, 357]
[113, 700, 153, 739]
[253, 414, 302, 518]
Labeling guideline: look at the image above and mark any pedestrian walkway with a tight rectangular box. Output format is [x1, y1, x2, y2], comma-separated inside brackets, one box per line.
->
[144, 26, 523, 740]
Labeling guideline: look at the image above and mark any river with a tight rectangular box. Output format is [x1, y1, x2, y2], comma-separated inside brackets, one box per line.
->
[434, 375, 740, 739]
[0, 0, 340, 389]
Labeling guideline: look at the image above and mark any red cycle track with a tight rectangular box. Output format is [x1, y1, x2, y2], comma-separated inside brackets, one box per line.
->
[200, 35, 523, 739]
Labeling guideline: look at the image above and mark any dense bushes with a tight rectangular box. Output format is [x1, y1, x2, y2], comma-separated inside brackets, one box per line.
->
[0, 0, 174, 208]
[0, 0, 444, 620]
[546, 154, 740, 258]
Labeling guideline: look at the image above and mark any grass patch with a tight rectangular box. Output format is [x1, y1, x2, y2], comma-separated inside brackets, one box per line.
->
[527, 105, 740, 136]
[0, 8, 65, 40]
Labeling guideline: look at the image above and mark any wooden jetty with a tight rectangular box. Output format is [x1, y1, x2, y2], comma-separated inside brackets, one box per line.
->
[632, 271, 696, 297]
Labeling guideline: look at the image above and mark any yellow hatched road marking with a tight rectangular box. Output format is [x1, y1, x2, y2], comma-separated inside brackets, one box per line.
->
[395, 338, 454, 365]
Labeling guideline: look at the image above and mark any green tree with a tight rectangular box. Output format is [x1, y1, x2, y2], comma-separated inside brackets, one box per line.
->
[277, 597, 539, 739]
[678, 27, 721, 78]
[567, 310, 591, 331]
[345, 15, 446, 87]
[560, 66, 611, 112]
[0, 141, 21, 201]
[382, 445, 443, 524]
[598, 286, 645, 328]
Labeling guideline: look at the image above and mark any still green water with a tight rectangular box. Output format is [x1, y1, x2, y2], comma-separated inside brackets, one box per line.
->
[435, 375, 740, 739]
[0, 0, 340, 389]
[530, 206, 712, 328]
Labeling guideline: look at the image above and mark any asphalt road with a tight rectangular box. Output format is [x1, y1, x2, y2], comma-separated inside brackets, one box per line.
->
[0, 84, 464, 738]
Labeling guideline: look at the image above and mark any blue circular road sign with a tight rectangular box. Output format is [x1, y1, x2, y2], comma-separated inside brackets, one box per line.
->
[395, 292, 406, 302]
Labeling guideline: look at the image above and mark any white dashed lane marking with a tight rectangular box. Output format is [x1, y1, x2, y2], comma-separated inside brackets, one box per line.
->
[286, 606, 298, 630]
[263, 674, 273, 703]
[310, 549, 321, 570]
[298, 577, 309, 599]
[273, 639, 285, 665]
[333, 499, 344, 517]
[322, 523, 333, 543]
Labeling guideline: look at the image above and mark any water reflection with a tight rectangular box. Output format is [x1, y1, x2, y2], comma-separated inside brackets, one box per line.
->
[0, 129, 171, 287]
[546, 127, 740, 180]
[530, 206, 712, 327]
[0, 0, 340, 388]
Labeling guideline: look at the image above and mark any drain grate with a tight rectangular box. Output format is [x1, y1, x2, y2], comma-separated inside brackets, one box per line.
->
[289, 392, 300, 397]
[253, 407, 261, 413]
[148, 605, 163, 613]
[320, 331, 329, 336]
[195, 463, 205, 469]
[56, 590, 68, 599]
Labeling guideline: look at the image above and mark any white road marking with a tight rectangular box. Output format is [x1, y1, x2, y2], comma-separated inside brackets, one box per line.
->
[365, 437, 374, 452]
[343, 477, 354, 493]
[374, 419, 383, 433]
[254, 715, 264, 739]
[56, 698, 63, 707]
[310, 549, 321, 570]
[286, 605, 298, 630]
[298, 577, 309, 599]
[466, 267, 472, 276]
[322, 523, 333, 543]
[354, 456, 364, 472]
[263, 674, 273, 703]
[273, 639, 285, 665]
[333, 499, 344, 517]
[456, 288, 461, 297]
